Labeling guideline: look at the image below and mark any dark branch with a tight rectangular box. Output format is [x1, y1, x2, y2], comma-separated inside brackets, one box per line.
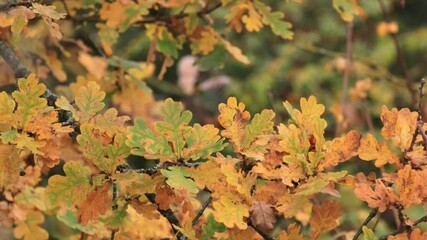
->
[0, 1, 32, 12]
[353, 208, 378, 240]
[377, 0, 417, 106]
[0, 40, 31, 79]
[145, 193, 187, 240]
[248, 220, 274, 240]
[192, 196, 212, 226]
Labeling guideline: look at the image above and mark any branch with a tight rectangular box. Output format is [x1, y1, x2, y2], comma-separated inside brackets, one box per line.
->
[248, 221, 274, 240]
[377, 0, 417, 106]
[145, 193, 187, 240]
[0, 1, 32, 12]
[353, 208, 378, 240]
[134, 2, 222, 25]
[0, 40, 31, 79]
[192, 196, 212, 226]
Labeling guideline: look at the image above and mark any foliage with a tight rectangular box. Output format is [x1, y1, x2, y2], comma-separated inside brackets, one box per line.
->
[0, 0, 427, 240]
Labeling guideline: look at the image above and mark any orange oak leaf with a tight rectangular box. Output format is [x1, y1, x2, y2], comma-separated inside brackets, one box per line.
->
[396, 165, 427, 209]
[358, 133, 400, 167]
[354, 173, 398, 212]
[309, 201, 342, 240]
[381, 106, 417, 151]
[213, 193, 250, 229]
[77, 183, 112, 225]
[388, 228, 427, 240]
[250, 201, 276, 234]
[276, 223, 303, 240]
[318, 130, 361, 171]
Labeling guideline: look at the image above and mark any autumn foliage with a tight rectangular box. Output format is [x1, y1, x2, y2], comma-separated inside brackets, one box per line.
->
[0, 0, 427, 240]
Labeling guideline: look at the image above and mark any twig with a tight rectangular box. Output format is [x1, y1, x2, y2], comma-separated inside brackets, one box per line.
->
[353, 208, 378, 240]
[413, 215, 427, 226]
[377, 0, 417, 106]
[0, 40, 31, 79]
[336, 21, 353, 136]
[192, 196, 212, 226]
[248, 220, 274, 240]
[135, 2, 222, 25]
[145, 193, 187, 240]
[0, 1, 32, 12]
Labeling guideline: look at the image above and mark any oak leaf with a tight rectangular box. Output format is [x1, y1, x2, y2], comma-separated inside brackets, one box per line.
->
[213, 193, 250, 229]
[381, 106, 417, 151]
[161, 167, 199, 196]
[250, 201, 276, 233]
[276, 223, 303, 240]
[396, 165, 427, 208]
[310, 201, 342, 240]
[75, 81, 106, 122]
[77, 183, 112, 225]
[318, 130, 361, 170]
[13, 210, 48, 240]
[46, 161, 93, 207]
[358, 133, 400, 167]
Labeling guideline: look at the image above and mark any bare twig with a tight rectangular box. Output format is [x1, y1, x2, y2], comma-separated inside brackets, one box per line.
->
[192, 196, 212, 226]
[0, 1, 32, 12]
[336, 21, 353, 136]
[377, 0, 417, 106]
[413, 215, 427, 226]
[353, 208, 378, 240]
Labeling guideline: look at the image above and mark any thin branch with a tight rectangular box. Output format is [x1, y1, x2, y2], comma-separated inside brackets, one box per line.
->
[0, 40, 31, 79]
[134, 2, 222, 25]
[377, 0, 417, 106]
[192, 196, 212, 226]
[336, 21, 353, 136]
[353, 208, 378, 240]
[145, 193, 187, 240]
[0, 1, 32, 12]
[248, 221, 274, 240]
[413, 215, 427, 226]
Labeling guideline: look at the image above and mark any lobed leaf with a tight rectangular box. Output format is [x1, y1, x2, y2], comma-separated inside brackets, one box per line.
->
[46, 161, 93, 208]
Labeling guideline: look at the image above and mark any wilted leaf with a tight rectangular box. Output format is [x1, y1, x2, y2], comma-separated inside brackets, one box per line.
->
[250, 201, 276, 233]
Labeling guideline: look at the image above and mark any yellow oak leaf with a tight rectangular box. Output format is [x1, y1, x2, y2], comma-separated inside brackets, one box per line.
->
[222, 39, 250, 65]
[242, 6, 263, 32]
[0, 92, 15, 124]
[358, 133, 400, 167]
[213, 193, 250, 229]
[197, 27, 218, 55]
[75, 81, 106, 122]
[318, 130, 361, 171]
[309, 201, 342, 240]
[218, 97, 251, 151]
[381, 106, 417, 151]
[13, 210, 48, 240]
[0, 144, 20, 189]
